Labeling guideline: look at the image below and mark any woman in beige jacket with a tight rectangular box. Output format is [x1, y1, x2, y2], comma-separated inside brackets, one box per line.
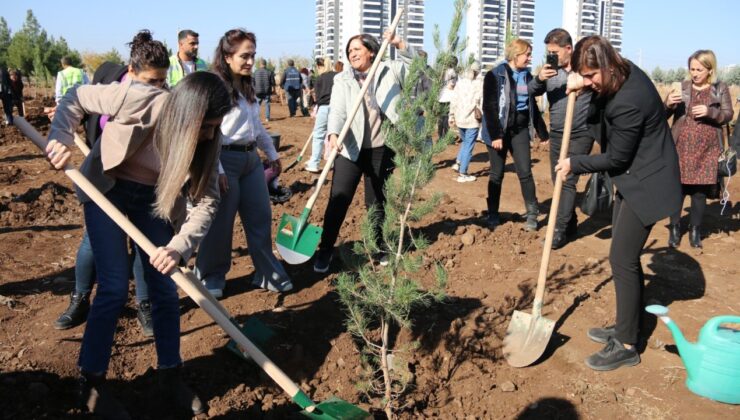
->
[46, 67, 232, 417]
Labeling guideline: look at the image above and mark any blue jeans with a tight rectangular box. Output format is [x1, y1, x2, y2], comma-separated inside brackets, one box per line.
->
[456, 127, 479, 175]
[75, 230, 149, 303]
[195, 150, 290, 291]
[258, 94, 271, 120]
[308, 105, 330, 170]
[79, 180, 181, 374]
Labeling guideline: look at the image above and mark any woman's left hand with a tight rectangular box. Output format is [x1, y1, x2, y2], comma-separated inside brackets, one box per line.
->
[150, 247, 181, 275]
[554, 158, 571, 182]
[383, 29, 405, 50]
[270, 159, 282, 177]
[691, 105, 708, 118]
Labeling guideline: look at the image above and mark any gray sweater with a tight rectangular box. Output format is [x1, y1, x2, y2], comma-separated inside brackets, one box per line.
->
[528, 68, 591, 134]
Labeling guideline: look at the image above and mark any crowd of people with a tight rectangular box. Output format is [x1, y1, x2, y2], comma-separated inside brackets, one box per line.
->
[0, 24, 738, 417]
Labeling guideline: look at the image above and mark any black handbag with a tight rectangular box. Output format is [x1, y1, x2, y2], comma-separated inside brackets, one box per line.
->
[580, 171, 614, 216]
[718, 124, 737, 178]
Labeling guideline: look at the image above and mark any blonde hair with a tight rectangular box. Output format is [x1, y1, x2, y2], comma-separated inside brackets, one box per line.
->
[688, 50, 717, 84]
[316, 56, 333, 75]
[153, 72, 232, 221]
[505, 38, 532, 62]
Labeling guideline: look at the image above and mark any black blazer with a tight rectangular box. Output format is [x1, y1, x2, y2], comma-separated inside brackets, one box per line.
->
[570, 62, 681, 226]
[83, 62, 128, 147]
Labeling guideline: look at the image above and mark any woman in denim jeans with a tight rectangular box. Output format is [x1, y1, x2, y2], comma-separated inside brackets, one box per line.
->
[306, 57, 339, 172]
[46, 64, 231, 416]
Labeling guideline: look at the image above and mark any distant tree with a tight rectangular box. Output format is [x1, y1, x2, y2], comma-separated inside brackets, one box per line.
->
[0, 18, 11, 67]
[673, 67, 687, 83]
[722, 66, 740, 86]
[651, 66, 666, 83]
[81, 48, 125, 74]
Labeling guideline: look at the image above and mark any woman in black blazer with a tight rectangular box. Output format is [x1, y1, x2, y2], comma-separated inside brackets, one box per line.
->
[555, 36, 682, 371]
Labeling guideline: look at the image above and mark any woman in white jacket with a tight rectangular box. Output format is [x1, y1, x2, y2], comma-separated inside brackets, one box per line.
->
[449, 62, 483, 182]
[313, 30, 413, 273]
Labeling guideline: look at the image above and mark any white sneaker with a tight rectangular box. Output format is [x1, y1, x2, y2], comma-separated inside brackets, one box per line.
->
[206, 288, 223, 299]
[451, 162, 460, 171]
[457, 174, 476, 183]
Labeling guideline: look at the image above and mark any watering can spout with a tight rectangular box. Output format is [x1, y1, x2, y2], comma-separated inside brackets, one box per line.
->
[645, 305, 698, 371]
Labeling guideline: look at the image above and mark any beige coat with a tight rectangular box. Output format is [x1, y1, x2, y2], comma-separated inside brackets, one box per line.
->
[48, 79, 220, 260]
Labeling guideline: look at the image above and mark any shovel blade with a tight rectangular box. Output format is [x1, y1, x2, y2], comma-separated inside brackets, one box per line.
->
[503, 309, 556, 367]
[225, 317, 276, 361]
[301, 396, 372, 419]
[276, 213, 322, 265]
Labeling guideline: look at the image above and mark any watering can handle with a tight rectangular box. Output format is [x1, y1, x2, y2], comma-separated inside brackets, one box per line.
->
[704, 315, 740, 332]
[303, 8, 405, 213]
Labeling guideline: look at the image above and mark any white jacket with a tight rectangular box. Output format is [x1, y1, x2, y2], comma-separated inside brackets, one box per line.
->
[327, 46, 415, 161]
[449, 70, 483, 129]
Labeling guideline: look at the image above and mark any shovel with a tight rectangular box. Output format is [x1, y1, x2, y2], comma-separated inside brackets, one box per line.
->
[503, 91, 577, 367]
[284, 133, 313, 172]
[15, 117, 370, 419]
[276, 9, 405, 265]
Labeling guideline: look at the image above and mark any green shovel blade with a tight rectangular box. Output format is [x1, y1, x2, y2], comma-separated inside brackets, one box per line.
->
[276, 209, 323, 265]
[224, 317, 275, 361]
[300, 396, 371, 420]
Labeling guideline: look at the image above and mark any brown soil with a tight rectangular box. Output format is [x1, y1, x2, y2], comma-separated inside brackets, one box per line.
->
[1, 98, 739, 419]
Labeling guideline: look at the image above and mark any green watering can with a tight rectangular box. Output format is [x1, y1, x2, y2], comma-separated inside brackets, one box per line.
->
[646, 305, 740, 404]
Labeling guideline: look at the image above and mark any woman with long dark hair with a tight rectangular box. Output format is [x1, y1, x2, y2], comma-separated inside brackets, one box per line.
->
[194, 29, 293, 297]
[481, 38, 549, 231]
[46, 69, 232, 416]
[555, 36, 681, 371]
[664, 50, 733, 248]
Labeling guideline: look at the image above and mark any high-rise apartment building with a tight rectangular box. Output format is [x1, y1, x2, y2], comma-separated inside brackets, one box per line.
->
[562, 0, 624, 52]
[314, 0, 425, 64]
[465, 0, 536, 70]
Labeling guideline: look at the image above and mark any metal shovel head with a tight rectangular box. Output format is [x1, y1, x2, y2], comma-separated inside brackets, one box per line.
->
[503, 309, 556, 367]
[276, 212, 322, 265]
[301, 396, 371, 419]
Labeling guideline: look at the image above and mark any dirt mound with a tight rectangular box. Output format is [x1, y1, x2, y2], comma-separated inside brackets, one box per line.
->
[0, 182, 80, 226]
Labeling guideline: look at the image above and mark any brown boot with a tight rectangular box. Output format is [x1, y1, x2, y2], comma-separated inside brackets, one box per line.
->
[157, 366, 205, 416]
[79, 372, 131, 420]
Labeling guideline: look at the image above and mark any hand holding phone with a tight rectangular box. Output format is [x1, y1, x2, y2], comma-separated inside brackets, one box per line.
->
[546, 52, 559, 70]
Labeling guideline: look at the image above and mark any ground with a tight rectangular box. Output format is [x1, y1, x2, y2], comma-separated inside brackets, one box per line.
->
[1, 96, 739, 419]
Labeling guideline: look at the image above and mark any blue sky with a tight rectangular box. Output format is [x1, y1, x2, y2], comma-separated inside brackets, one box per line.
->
[2, 1, 738, 71]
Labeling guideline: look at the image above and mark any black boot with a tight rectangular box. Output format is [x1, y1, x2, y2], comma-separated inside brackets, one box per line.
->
[486, 182, 502, 230]
[689, 225, 702, 248]
[136, 300, 154, 338]
[551, 230, 568, 250]
[79, 372, 131, 420]
[54, 292, 90, 330]
[158, 367, 205, 417]
[524, 202, 539, 231]
[668, 223, 681, 248]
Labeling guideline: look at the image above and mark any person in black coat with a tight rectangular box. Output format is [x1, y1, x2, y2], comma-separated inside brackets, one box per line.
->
[555, 36, 682, 371]
[0, 68, 13, 125]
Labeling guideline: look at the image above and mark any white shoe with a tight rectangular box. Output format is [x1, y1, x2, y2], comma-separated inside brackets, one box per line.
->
[457, 174, 476, 183]
[252, 277, 294, 293]
[451, 162, 460, 171]
[206, 288, 223, 299]
[304, 165, 320, 174]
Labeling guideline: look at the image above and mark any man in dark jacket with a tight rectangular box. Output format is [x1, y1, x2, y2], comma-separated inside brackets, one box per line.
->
[253, 59, 275, 122]
[281, 59, 303, 117]
[0, 68, 13, 125]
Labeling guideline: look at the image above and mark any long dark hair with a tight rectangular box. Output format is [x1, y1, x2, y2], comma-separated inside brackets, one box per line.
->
[212, 28, 257, 103]
[153, 72, 232, 221]
[571, 35, 630, 97]
[127, 30, 169, 73]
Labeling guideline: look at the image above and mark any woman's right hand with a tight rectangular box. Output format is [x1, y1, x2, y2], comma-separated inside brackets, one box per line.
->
[45, 139, 71, 169]
[665, 91, 682, 108]
[566, 73, 584, 94]
[328, 133, 342, 152]
[492, 139, 503, 150]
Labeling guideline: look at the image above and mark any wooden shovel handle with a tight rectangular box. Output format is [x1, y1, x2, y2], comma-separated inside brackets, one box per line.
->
[303, 8, 405, 213]
[533, 92, 577, 318]
[14, 117, 309, 407]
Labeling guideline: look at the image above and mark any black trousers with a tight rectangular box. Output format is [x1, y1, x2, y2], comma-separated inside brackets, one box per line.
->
[1, 95, 13, 123]
[437, 103, 450, 139]
[486, 111, 537, 214]
[610, 192, 653, 345]
[319, 146, 395, 251]
[549, 130, 595, 231]
[669, 184, 711, 227]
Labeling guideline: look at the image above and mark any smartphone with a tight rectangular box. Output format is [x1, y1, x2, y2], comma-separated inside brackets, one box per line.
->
[546, 52, 559, 70]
